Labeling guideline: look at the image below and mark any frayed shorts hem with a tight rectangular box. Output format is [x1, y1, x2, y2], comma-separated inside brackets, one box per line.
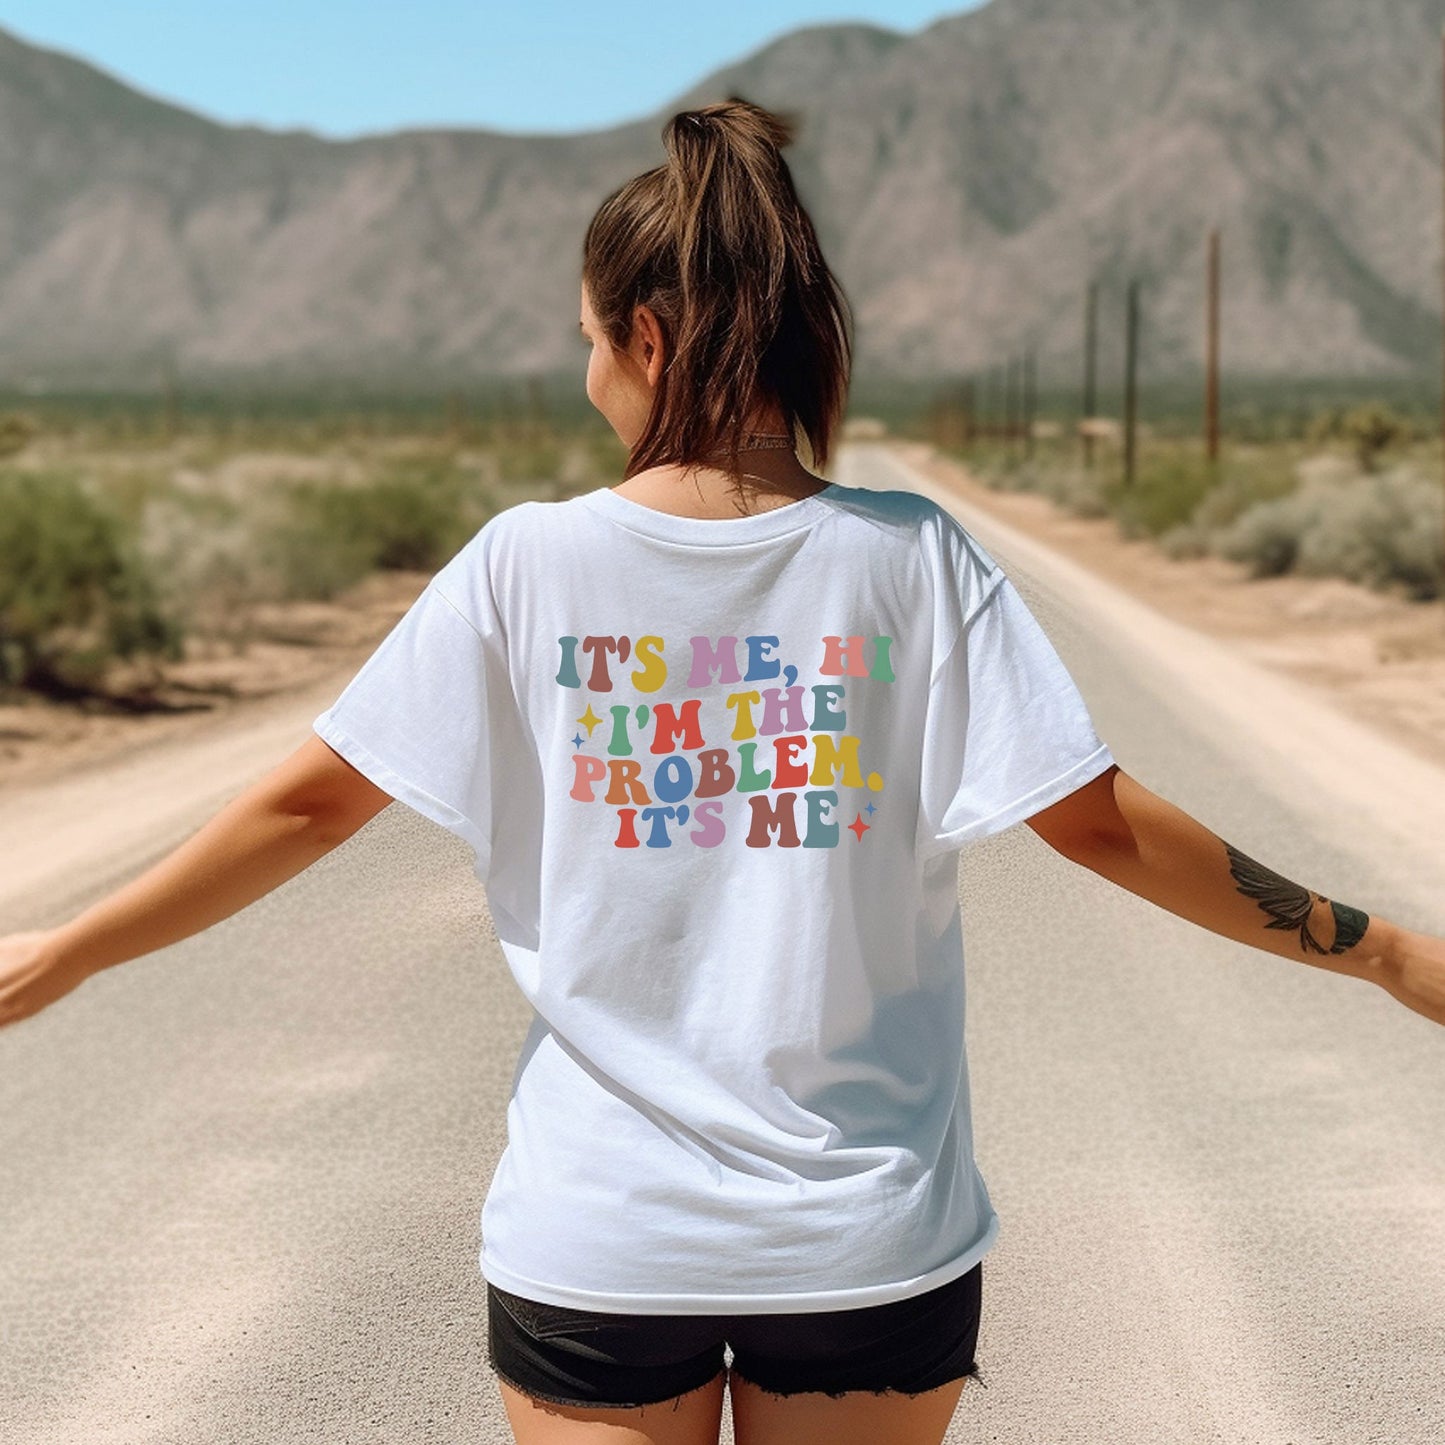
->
[486, 1260, 984, 1410]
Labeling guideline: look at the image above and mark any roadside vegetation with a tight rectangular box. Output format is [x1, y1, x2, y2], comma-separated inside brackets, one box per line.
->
[931, 397, 1444, 603]
[0, 397, 626, 706]
[2, 380, 1442, 711]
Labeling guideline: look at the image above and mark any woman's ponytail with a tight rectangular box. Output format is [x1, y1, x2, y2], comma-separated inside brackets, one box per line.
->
[582, 94, 853, 483]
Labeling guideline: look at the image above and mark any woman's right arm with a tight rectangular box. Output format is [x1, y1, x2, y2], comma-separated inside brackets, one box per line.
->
[1027, 764, 1445, 1028]
[0, 734, 395, 1031]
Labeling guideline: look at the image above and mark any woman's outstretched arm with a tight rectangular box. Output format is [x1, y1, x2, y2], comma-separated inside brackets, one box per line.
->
[1026, 764, 1445, 1027]
[0, 734, 394, 1029]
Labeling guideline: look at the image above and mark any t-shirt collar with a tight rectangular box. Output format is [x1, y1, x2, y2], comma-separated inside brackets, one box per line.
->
[579, 482, 841, 546]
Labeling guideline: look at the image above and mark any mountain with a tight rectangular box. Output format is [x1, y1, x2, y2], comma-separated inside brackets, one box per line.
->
[0, 0, 1441, 389]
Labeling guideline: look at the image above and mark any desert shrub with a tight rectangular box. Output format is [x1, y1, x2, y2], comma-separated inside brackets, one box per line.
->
[1037, 462, 1112, 518]
[987, 455, 1038, 494]
[494, 435, 566, 485]
[1294, 466, 1442, 598]
[0, 412, 38, 458]
[99, 465, 175, 529]
[580, 429, 630, 481]
[1103, 449, 1217, 539]
[555, 430, 637, 491]
[1340, 402, 1410, 473]
[1201, 450, 1298, 523]
[1158, 447, 1301, 561]
[1212, 464, 1443, 596]
[1304, 405, 1346, 446]
[1158, 520, 1211, 559]
[257, 510, 374, 602]
[959, 443, 1028, 493]
[138, 484, 271, 636]
[1212, 495, 1308, 576]
[0, 469, 184, 695]
[258, 463, 494, 601]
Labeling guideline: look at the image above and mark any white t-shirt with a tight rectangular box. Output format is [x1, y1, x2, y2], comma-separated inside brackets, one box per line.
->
[311, 478, 1115, 1314]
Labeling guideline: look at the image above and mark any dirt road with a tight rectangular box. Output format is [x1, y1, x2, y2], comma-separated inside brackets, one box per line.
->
[1, 443, 1442, 1444]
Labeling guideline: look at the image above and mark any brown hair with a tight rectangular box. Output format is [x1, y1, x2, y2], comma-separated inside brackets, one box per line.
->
[581, 95, 854, 484]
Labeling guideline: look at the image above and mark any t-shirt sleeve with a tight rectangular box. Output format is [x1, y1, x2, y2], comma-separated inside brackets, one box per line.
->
[918, 562, 1115, 855]
[311, 577, 498, 881]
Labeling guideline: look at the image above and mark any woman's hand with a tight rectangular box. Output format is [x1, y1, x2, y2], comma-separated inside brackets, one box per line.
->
[0, 930, 92, 1030]
[1378, 929, 1445, 1028]
[0, 735, 387, 1038]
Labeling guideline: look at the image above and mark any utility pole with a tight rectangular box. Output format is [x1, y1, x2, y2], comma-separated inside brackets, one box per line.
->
[1003, 355, 1019, 453]
[160, 354, 179, 444]
[1023, 349, 1036, 460]
[1206, 228, 1221, 467]
[1083, 279, 1099, 469]
[1123, 279, 1139, 490]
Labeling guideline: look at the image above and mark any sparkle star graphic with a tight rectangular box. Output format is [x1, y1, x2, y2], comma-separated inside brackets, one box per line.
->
[577, 704, 603, 736]
[571, 732, 585, 748]
[864, 800, 878, 816]
[848, 814, 870, 842]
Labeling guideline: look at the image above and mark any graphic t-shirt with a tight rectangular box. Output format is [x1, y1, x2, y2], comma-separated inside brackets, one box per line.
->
[311, 479, 1116, 1314]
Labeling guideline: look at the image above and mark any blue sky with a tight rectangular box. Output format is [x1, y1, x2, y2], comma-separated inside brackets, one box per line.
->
[0, 2, 988, 138]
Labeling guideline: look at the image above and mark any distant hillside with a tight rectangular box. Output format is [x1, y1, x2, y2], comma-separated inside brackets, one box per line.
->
[0, 0, 1442, 389]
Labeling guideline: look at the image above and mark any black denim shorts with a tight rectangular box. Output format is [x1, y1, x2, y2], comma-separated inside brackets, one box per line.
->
[486, 1260, 983, 1409]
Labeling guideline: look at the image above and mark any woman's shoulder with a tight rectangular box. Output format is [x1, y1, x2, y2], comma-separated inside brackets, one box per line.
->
[821, 483, 999, 574]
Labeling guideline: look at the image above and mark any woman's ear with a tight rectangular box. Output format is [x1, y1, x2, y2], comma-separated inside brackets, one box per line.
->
[631, 303, 667, 381]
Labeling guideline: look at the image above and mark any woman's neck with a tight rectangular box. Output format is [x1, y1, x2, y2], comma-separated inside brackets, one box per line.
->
[611, 452, 829, 520]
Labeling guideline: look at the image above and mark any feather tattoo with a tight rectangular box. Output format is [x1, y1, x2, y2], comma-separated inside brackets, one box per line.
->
[1223, 842, 1369, 955]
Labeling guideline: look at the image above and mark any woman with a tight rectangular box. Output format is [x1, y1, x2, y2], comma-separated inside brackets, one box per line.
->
[2, 97, 1442, 1445]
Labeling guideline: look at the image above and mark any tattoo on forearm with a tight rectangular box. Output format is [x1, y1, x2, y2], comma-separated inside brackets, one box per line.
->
[1223, 842, 1370, 955]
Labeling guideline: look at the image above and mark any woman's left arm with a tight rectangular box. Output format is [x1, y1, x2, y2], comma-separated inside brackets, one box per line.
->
[0, 734, 394, 1029]
[1027, 764, 1445, 1028]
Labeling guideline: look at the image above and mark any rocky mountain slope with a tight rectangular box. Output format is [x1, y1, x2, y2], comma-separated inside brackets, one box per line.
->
[0, 0, 1440, 388]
